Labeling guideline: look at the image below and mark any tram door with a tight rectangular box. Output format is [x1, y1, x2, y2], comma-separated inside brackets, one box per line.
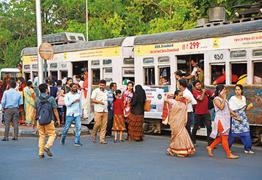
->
[24, 73, 30, 81]
[50, 71, 58, 81]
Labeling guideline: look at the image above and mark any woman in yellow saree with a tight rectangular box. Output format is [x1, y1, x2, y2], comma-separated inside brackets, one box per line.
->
[166, 90, 195, 157]
[23, 81, 36, 126]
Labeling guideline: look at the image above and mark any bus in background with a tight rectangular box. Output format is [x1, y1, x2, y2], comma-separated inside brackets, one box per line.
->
[0, 68, 20, 80]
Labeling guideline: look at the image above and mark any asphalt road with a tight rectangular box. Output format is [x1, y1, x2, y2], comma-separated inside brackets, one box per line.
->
[0, 135, 262, 180]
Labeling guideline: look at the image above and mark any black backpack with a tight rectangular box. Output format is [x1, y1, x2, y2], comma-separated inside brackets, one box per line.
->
[37, 96, 53, 125]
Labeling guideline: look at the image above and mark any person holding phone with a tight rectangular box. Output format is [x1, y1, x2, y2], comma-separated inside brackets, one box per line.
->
[228, 84, 254, 154]
[207, 85, 240, 159]
[60, 83, 82, 147]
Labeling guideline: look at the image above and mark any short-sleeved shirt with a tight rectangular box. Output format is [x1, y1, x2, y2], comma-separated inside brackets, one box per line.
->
[183, 88, 197, 112]
[36, 93, 58, 109]
[91, 88, 108, 112]
[193, 89, 213, 115]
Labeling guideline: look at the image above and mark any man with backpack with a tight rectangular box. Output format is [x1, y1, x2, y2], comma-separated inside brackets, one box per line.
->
[36, 83, 60, 159]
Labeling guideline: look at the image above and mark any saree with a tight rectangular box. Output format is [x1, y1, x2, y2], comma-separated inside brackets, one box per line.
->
[167, 99, 195, 157]
[122, 90, 133, 118]
[23, 86, 36, 125]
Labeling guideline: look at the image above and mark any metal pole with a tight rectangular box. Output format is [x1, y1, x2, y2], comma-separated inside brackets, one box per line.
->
[87, 60, 92, 124]
[86, 0, 88, 41]
[36, 0, 43, 84]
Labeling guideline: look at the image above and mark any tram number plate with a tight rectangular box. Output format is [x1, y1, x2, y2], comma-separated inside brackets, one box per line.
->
[214, 53, 224, 60]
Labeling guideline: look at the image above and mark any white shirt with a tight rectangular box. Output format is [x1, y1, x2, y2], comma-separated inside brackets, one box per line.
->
[183, 88, 197, 112]
[191, 67, 198, 76]
[91, 88, 108, 112]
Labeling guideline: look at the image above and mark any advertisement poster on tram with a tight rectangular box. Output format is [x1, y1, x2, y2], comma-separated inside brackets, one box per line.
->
[143, 86, 165, 119]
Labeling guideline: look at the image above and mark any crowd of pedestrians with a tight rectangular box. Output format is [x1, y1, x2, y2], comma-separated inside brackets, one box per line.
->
[0, 60, 255, 160]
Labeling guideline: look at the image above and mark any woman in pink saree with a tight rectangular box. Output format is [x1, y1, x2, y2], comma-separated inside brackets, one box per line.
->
[166, 90, 195, 157]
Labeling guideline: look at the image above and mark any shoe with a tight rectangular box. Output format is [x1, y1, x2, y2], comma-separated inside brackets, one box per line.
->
[12, 137, 18, 141]
[60, 138, 65, 145]
[39, 154, 45, 159]
[120, 140, 125, 142]
[100, 141, 107, 144]
[206, 146, 214, 157]
[44, 147, 53, 157]
[244, 150, 254, 154]
[74, 142, 83, 147]
[227, 154, 239, 159]
[2, 138, 8, 141]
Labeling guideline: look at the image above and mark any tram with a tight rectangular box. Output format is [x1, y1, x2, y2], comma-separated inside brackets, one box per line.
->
[21, 20, 262, 143]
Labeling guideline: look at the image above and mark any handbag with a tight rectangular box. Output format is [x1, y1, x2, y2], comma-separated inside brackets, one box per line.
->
[144, 100, 151, 112]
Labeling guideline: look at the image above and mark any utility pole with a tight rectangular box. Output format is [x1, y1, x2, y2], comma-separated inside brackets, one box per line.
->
[36, 0, 43, 84]
[86, 0, 88, 41]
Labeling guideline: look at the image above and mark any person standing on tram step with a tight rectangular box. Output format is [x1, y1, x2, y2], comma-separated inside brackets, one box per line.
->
[207, 84, 239, 159]
[178, 79, 197, 140]
[192, 80, 214, 146]
[61, 83, 82, 146]
[91, 79, 108, 144]
[36, 83, 60, 159]
[106, 82, 117, 137]
[185, 59, 199, 82]
[122, 81, 134, 140]
[228, 84, 254, 154]
[1, 79, 22, 141]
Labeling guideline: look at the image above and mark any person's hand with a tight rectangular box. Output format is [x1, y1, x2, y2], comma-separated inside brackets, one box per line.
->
[100, 101, 105, 105]
[56, 120, 61, 126]
[248, 103, 254, 109]
[202, 89, 206, 94]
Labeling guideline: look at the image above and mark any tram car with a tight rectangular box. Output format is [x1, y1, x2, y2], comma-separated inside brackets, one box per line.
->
[21, 20, 262, 144]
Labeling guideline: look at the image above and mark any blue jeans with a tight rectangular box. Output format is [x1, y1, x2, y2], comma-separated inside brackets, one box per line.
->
[61, 115, 81, 143]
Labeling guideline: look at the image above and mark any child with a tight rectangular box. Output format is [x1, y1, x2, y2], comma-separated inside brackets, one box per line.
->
[112, 90, 126, 143]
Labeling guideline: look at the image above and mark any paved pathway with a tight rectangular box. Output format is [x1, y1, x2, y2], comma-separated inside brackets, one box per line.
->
[0, 136, 261, 180]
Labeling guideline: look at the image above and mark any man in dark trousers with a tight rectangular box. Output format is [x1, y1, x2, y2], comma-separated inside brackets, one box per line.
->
[1, 79, 22, 141]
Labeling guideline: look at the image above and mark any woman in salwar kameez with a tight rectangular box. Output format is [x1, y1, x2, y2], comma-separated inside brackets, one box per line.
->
[23, 81, 36, 126]
[207, 84, 239, 159]
[166, 90, 195, 157]
[228, 84, 254, 154]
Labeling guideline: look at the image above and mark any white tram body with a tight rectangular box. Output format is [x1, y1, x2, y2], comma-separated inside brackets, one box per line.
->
[21, 20, 262, 137]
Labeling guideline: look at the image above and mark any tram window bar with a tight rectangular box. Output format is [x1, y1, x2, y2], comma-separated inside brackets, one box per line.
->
[143, 58, 154, 64]
[103, 59, 112, 65]
[123, 58, 134, 65]
[91, 60, 100, 66]
[158, 56, 170, 63]
[230, 50, 246, 59]
[253, 49, 262, 57]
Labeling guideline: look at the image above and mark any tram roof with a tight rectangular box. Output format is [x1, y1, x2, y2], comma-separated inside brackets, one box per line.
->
[21, 37, 125, 56]
[134, 20, 262, 45]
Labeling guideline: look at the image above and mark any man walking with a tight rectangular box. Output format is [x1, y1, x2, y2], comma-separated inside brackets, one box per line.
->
[61, 83, 82, 146]
[36, 83, 60, 159]
[1, 79, 22, 141]
[192, 80, 214, 145]
[106, 82, 117, 137]
[91, 79, 108, 144]
[178, 79, 197, 139]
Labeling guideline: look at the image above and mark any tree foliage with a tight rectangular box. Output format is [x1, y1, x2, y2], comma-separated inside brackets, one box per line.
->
[0, 0, 258, 68]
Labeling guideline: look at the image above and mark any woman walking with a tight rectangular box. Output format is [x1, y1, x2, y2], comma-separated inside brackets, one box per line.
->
[207, 85, 239, 159]
[228, 84, 254, 154]
[166, 90, 195, 157]
[128, 85, 146, 141]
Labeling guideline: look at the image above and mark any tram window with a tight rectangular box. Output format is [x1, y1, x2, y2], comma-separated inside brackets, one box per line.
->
[253, 49, 262, 57]
[211, 64, 226, 85]
[143, 58, 154, 64]
[231, 63, 247, 84]
[78, 36, 84, 41]
[103, 59, 112, 65]
[92, 69, 100, 85]
[91, 60, 100, 66]
[253, 62, 262, 84]
[104, 77, 113, 83]
[230, 50, 246, 59]
[177, 59, 189, 73]
[123, 58, 134, 65]
[123, 68, 134, 76]
[69, 36, 76, 40]
[159, 67, 170, 85]
[158, 56, 170, 63]
[103, 67, 112, 74]
[144, 67, 155, 85]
